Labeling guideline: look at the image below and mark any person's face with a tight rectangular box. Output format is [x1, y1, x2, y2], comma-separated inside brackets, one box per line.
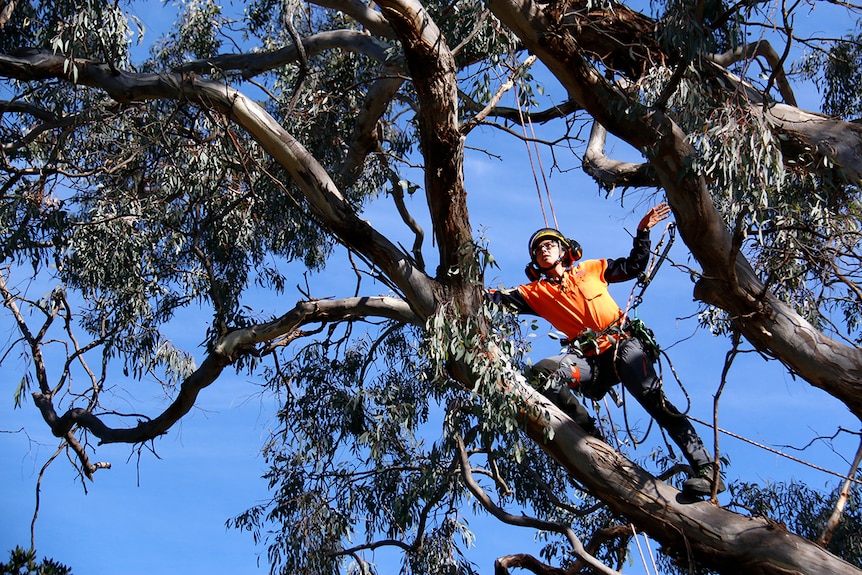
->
[533, 239, 561, 267]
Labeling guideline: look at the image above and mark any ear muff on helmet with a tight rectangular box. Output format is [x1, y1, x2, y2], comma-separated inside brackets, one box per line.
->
[565, 239, 583, 264]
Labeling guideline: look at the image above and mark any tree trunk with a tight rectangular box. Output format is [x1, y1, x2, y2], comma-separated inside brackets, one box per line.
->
[522, 390, 862, 575]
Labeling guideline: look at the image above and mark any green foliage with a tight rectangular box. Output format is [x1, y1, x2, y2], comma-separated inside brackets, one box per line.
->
[657, 0, 722, 62]
[0, 547, 72, 575]
[229, 322, 488, 575]
[0, 0, 133, 64]
[798, 24, 862, 120]
[633, 40, 862, 339]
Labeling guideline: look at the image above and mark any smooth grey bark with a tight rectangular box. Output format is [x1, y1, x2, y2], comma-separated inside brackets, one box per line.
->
[520, 395, 862, 575]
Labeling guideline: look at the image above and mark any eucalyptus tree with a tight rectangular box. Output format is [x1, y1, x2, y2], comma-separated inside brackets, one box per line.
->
[1, 1, 862, 574]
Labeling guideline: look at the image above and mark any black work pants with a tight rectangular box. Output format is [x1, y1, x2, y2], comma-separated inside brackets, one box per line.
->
[534, 337, 712, 469]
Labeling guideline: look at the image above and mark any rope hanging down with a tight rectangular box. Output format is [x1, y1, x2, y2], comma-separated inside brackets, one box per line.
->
[512, 66, 557, 229]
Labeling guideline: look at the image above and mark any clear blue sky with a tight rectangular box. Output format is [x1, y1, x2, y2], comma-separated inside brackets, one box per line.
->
[1, 3, 859, 575]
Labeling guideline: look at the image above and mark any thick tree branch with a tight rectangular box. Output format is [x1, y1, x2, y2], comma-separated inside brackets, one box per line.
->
[377, 0, 473, 288]
[215, 296, 420, 358]
[186, 28, 412, 230]
[517, 384, 862, 575]
[701, 59, 862, 182]
[0, 49, 440, 317]
[460, 93, 582, 125]
[583, 121, 659, 190]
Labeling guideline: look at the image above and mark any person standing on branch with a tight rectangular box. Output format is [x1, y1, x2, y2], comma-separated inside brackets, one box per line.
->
[487, 202, 725, 496]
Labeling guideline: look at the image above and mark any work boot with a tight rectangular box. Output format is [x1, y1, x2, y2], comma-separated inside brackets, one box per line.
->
[683, 463, 726, 496]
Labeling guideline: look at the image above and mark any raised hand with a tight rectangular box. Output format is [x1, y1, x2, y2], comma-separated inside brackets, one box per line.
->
[638, 201, 671, 232]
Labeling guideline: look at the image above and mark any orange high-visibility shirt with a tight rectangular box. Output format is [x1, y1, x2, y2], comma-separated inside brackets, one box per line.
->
[517, 259, 624, 352]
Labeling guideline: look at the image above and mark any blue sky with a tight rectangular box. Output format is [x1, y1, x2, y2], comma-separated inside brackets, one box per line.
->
[1, 2, 860, 575]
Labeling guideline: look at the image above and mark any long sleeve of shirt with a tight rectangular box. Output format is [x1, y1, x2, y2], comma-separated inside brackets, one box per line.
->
[603, 229, 650, 283]
[486, 285, 534, 314]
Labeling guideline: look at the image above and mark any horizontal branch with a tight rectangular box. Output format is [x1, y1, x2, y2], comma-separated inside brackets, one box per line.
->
[707, 40, 796, 106]
[214, 296, 420, 358]
[180, 30, 401, 78]
[33, 296, 419, 446]
[583, 121, 659, 190]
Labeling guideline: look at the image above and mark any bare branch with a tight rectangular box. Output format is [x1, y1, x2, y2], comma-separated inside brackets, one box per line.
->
[706, 40, 797, 106]
[375, 148, 426, 271]
[455, 434, 622, 575]
[340, 76, 406, 182]
[180, 30, 400, 77]
[461, 55, 536, 134]
[215, 296, 420, 358]
[460, 92, 582, 125]
[29, 296, 417, 453]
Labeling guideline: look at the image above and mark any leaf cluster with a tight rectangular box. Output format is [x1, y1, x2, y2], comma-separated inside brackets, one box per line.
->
[0, 547, 72, 575]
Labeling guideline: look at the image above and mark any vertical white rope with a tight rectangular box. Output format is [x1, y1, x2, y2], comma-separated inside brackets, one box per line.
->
[630, 524, 654, 575]
[514, 82, 549, 227]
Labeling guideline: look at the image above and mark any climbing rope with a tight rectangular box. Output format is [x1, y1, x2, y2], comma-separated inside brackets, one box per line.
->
[632, 221, 676, 309]
[511, 55, 558, 229]
[687, 416, 862, 485]
[630, 524, 660, 575]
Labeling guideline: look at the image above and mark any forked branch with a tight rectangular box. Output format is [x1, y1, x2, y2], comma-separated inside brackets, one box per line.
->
[27, 296, 418, 465]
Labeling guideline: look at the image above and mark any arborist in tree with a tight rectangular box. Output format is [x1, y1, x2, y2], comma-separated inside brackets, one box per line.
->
[487, 202, 725, 496]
